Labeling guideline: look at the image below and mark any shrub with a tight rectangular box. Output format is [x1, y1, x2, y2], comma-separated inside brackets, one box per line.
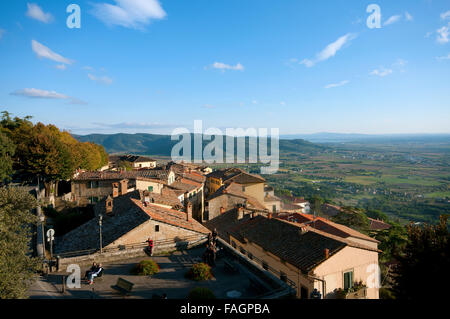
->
[132, 259, 160, 276]
[185, 263, 213, 281]
[187, 287, 216, 299]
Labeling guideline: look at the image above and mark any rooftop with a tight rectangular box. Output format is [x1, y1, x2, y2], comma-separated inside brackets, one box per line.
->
[55, 191, 208, 254]
[73, 170, 171, 182]
[206, 211, 379, 273]
[207, 168, 265, 184]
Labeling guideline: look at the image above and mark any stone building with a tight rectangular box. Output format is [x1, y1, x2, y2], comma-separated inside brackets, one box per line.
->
[71, 170, 175, 205]
[55, 190, 209, 255]
[206, 209, 380, 299]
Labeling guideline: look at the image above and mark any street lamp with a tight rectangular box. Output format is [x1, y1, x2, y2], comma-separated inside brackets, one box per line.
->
[99, 214, 103, 254]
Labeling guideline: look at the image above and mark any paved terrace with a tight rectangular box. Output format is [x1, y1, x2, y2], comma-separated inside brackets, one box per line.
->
[28, 247, 268, 299]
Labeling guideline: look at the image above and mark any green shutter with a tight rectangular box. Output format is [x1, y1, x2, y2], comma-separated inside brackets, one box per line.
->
[344, 271, 353, 290]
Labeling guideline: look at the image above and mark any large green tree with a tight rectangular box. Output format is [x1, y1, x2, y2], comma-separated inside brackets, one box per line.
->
[391, 215, 449, 299]
[1, 112, 109, 194]
[0, 131, 15, 182]
[0, 187, 40, 299]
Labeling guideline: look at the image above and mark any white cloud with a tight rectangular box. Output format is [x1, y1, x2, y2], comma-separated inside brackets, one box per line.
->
[437, 24, 450, 44]
[405, 12, 413, 22]
[26, 3, 53, 23]
[91, 0, 166, 29]
[280, 101, 286, 106]
[324, 80, 349, 89]
[384, 15, 402, 26]
[436, 53, 450, 61]
[300, 33, 356, 67]
[10, 88, 86, 105]
[88, 74, 113, 85]
[210, 62, 244, 71]
[203, 104, 215, 109]
[11, 88, 68, 99]
[55, 64, 67, 70]
[31, 40, 73, 64]
[393, 59, 407, 67]
[83, 66, 94, 71]
[441, 11, 450, 20]
[370, 68, 393, 77]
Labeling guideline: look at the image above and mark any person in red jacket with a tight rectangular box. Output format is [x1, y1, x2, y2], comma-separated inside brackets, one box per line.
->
[146, 238, 154, 256]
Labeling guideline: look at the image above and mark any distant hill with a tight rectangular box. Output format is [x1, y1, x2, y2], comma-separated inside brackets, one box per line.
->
[73, 133, 328, 156]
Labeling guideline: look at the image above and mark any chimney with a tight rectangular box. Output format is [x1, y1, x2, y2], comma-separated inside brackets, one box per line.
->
[324, 248, 330, 259]
[120, 179, 128, 196]
[237, 206, 245, 220]
[268, 212, 273, 219]
[186, 202, 193, 221]
[112, 182, 119, 198]
[143, 190, 150, 204]
[105, 195, 113, 215]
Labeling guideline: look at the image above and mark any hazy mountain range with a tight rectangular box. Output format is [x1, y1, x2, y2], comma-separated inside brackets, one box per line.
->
[73, 133, 328, 156]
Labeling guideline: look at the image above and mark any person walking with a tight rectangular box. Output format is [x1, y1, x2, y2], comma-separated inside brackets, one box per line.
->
[146, 238, 154, 256]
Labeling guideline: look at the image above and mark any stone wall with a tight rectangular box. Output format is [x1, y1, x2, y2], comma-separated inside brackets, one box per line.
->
[56, 236, 207, 271]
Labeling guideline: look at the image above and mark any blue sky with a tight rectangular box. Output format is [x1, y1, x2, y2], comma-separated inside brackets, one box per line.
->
[0, 0, 449, 135]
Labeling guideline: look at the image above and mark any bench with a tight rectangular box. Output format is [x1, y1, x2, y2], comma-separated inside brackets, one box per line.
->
[111, 278, 134, 296]
[224, 260, 239, 274]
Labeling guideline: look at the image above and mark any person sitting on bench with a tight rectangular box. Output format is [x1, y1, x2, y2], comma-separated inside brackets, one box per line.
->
[85, 262, 98, 280]
[88, 263, 103, 285]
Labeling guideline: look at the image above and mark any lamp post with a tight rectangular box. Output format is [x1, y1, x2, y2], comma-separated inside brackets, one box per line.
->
[99, 214, 103, 254]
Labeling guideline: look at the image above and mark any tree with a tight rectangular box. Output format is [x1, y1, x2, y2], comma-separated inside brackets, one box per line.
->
[1, 112, 109, 195]
[0, 132, 15, 182]
[331, 208, 371, 234]
[391, 215, 449, 299]
[118, 160, 133, 171]
[0, 187, 41, 299]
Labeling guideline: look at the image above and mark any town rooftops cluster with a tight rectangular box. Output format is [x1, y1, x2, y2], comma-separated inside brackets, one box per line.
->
[55, 190, 209, 254]
[205, 209, 379, 273]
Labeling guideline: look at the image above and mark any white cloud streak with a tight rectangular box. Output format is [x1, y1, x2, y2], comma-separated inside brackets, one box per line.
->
[441, 11, 450, 20]
[370, 68, 393, 77]
[405, 12, 413, 22]
[436, 53, 450, 61]
[10, 88, 86, 104]
[210, 62, 244, 71]
[324, 80, 349, 89]
[91, 0, 166, 29]
[300, 33, 357, 67]
[437, 23, 450, 44]
[26, 3, 53, 23]
[31, 40, 74, 64]
[384, 15, 402, 26]
[88, 74, 113, 85]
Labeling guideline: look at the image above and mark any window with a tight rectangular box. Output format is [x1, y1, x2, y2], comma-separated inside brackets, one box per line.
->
[240, 247, 246, 255]
[231, 241, 237, 248]
[155, 225, 160, 232]
[280, 272, 287, 282]
[248, 252, 253, 260]
[344, 270, 354, 290]
[242, 186, 246, 192]
[262, 261, 269, 270]
[148, 186, 153, 192]
[272, 205, 277, 213]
